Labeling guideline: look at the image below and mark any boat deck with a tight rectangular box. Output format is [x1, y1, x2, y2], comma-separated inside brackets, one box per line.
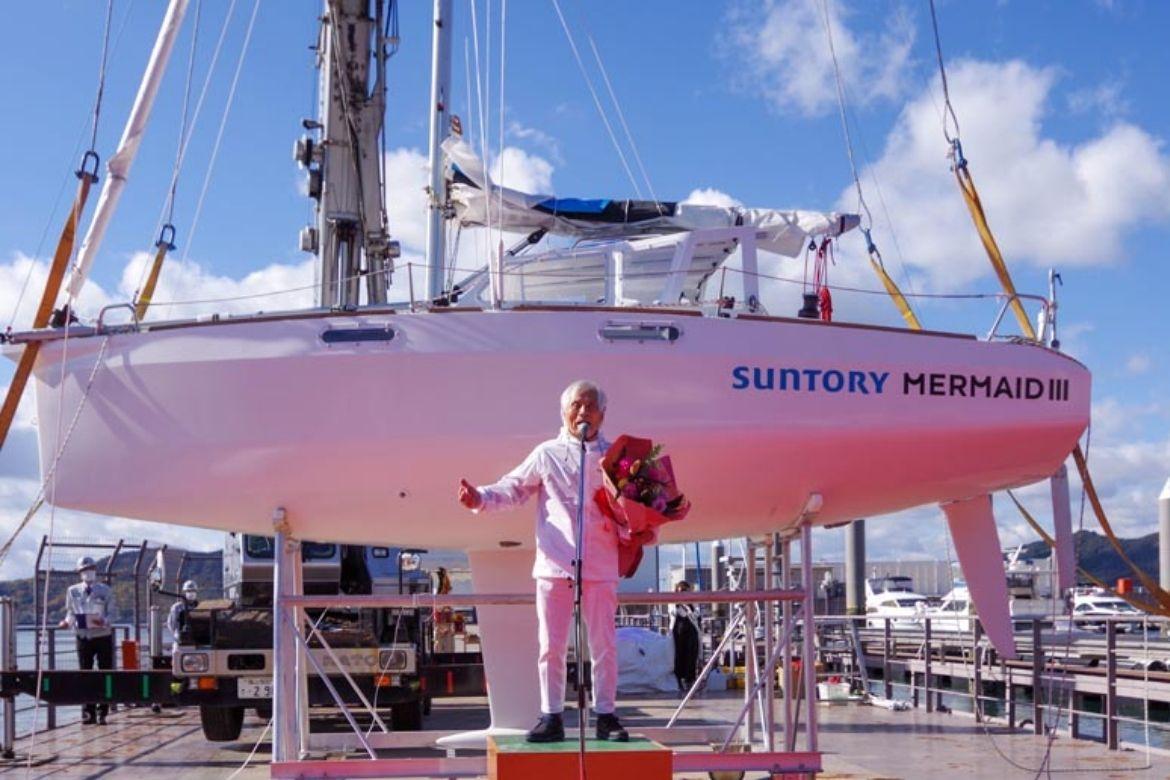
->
[2, 691, 1166, 778]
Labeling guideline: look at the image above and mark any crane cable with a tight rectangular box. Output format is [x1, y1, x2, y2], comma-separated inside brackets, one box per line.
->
[818, 0, 922, 330]
[135, 0, 203, 320]
[926, 0, 1169, 610]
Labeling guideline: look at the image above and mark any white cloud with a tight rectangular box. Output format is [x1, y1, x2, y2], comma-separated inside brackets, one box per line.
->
[1067, 80, 1129, 118]
[682, 188, 743, 208]
[724, 0, 915, 117]
[121, 253, 317, 322]
[507, 121, 563, 165]
[0, 251, 113, 330]
[1125, 352, 1151, 375]
[851, 60, 1170, 292]
[490, 147, 554, 195]
[384, 147, 431, 254]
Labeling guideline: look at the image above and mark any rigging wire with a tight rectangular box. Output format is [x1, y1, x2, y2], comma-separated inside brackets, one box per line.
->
[179, 0, 263, 266]
[817, 0, 871, 229]
[469, 0, 491, 291]
[88, 0, 116, 153]
[549, 0, 644, 199]
[134, 0, 240, 296]
[497, 0, 508, 292]
[7, 0, 136, 332]
[166, 0, 202, 228]
[927, 0, 961, 145]
[584, 34, 660, 210]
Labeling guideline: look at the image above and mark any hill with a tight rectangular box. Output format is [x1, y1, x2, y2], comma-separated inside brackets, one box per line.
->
[1019, 529, 1158, 585]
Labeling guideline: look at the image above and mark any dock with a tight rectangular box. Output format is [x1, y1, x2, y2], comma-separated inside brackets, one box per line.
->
[2, 690, 1167, 778]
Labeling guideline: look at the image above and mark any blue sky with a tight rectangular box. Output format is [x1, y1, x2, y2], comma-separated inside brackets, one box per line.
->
[2, 0, 1169, 577]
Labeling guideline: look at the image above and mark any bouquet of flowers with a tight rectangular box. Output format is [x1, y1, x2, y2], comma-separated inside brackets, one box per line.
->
[595, 435, 690, 577]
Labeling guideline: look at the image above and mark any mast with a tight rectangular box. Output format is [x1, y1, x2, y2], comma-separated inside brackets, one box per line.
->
[300, 0, 398, 309]
[65, 0, 191, 300]
[424, 0, 453, 302]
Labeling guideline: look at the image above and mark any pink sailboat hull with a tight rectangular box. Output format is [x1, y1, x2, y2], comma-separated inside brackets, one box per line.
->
[26, 308, 1090, 547]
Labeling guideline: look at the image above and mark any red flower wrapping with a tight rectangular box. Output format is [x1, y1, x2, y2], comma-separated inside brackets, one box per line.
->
[595, 434, 690, 577]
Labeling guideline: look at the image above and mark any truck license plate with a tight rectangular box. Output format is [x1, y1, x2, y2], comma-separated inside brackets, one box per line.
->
[237, 676, 273, 699]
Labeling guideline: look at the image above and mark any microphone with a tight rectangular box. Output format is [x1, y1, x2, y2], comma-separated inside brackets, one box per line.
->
[576, 421, 590, 440]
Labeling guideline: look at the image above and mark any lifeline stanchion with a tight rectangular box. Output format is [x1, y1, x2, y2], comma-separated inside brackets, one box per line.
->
[572, 424, 588, 779]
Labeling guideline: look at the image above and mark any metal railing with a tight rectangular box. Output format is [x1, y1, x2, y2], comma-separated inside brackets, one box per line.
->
[822, 612, 1170, 755]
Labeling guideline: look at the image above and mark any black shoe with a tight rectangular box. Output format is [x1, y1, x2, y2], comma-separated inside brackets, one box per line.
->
[595, 713, 628, 742]
[526, 713, 565, 743]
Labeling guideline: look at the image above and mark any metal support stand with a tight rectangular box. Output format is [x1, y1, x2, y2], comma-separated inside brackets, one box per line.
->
[781, 536, 794, 750]
[743, 538, 756, 744]
[800, 519, 818, 752]
[1, 597, 15, 760]
[272, 511, 303, 763]
[149, 605, 162, 662]
[763, 535, 776, 752]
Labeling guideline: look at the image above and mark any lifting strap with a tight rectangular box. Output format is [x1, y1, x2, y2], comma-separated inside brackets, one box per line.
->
[863, 230, 923, 331]
[952, 148, 1162, 602]
[134, 225, 177, 320]
[0, 156, 100, 450]
[953, 155, 1034, 340]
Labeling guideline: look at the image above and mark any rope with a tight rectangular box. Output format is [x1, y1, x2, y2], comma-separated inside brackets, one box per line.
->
[549, 0, 644, 198]
[178, 0, 262, 267]
[0, 337, 111, 573]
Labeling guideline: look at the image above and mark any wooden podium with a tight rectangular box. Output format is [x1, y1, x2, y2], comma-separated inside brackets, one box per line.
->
[488, 735, 671, 780]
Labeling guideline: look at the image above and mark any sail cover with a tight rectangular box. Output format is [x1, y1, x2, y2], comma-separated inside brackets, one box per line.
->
[442, 138, 860, 257]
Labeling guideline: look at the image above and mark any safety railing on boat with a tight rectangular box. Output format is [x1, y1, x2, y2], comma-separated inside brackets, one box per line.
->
[3, 227, 1059, 348]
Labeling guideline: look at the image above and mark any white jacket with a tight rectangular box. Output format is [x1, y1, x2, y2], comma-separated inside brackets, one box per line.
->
[477, 428, 619, 582]
[62, 581, 114, 639]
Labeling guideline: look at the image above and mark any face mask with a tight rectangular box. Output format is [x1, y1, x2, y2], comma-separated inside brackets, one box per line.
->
[80, 570, 96, 584]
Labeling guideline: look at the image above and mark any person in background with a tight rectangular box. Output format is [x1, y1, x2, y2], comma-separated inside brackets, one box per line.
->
[58, 556, 115, 725]
[671, 580, 701, 693]
[167, 580, 199, 656]
[457, 379, 629, 743]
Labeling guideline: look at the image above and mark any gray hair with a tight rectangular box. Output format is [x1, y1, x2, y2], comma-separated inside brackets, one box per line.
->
[560, 380, 607, 413]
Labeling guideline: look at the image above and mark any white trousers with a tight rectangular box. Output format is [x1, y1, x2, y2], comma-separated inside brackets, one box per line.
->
[536, 577, 618, 716]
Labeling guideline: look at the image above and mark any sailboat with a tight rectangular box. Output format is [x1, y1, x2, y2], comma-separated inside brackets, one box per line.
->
[4, 0, 1089, 740]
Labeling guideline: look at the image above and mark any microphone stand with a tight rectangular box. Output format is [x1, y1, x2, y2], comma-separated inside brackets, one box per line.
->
[573, 422, 589, 780]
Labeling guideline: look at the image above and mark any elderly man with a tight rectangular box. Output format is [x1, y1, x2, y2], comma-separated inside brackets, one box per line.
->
[458, 379, 628, 743]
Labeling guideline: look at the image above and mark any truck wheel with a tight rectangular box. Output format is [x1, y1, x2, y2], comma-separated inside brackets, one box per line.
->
[200, 705, 245, 741]
[391, 698, 424, 731]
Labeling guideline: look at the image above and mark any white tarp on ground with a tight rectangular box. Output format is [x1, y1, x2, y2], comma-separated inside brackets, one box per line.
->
[616, 626, 679, 694]
[442, 138, 859, 257]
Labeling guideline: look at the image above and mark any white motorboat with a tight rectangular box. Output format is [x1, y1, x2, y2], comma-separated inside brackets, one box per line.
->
[864, 575, 929, 630]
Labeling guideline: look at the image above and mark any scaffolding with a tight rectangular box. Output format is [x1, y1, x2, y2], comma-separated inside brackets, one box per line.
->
[268, 497, 825, 777]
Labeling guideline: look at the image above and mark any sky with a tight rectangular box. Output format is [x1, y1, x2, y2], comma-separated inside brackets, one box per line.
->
[1, 0, 1169, 580]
